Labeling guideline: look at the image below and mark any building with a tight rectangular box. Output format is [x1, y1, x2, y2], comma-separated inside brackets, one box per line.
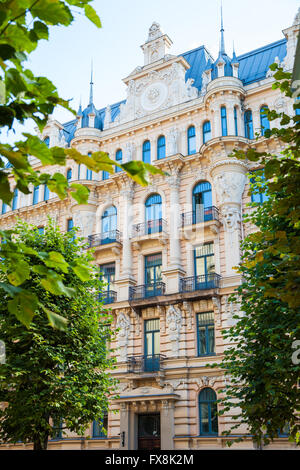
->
[1, 7, 299, 451]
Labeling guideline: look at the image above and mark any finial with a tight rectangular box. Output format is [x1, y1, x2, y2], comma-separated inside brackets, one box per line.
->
[220, 1, 225, 55]
[89, 60, 94, 106]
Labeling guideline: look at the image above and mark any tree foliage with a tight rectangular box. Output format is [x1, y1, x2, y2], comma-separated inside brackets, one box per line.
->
[0, 0, 163, 327]
[0, 220, 116, 450]
[216, 66, 300, 447]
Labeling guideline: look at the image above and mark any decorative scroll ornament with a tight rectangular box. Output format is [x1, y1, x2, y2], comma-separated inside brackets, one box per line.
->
[116, 312, 131, 361]
[166, 305, 182, 357]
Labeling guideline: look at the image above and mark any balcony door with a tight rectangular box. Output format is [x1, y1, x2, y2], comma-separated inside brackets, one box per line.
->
[101, 206, 117, 244]
[144, 253, 162, 297]
[144, 319, 160, 372]
[145, 194, 162, 234]
[194, 243, 215, 289]
[192, 181, 212, 224]
[138, 413, 160, 450]
[100, 263, 115, 304]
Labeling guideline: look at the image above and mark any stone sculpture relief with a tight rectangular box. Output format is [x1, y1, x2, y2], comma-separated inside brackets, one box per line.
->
[116, 312, 131, 362]
[166, 305, 182, 357]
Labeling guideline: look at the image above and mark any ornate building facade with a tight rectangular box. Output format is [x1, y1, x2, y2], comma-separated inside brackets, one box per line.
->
[1, 9, 299, 450]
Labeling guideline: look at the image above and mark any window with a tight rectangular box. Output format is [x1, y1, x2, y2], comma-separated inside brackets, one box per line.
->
[202, 121, 211, 144]
[12, 188, 18, 210]
[67, 168, 72, 181]
[115, 149, 122, 172]
[2, 203, 7, 215]
[295, 96, 300, 115]
[44, 184, 49, 201]
[194, 243, 215, 288]
[78, 164, 81, 180]
[100, 263, 116, 303]
[145, 194, 162, 234]
[144, 318, 160, 371]
[101, 206, 117, 242]
[67, 218, 73, 232]
[144, 253, 162, 297]
[142, 140, 151, 163]
[260, 106, 270, 136]
[43, 136, 50, 148]
[234, 107, 238, 136]
[37, 226, 44, 235]
[221, 106, 227, 136]
[244, 110, 254, 139]
[33, 186, 39, 205]
[102, 170, 109, 180]
[197, 312, 215, 356]
[52, 417, 63, 439]
[187, 125, 196, 155]
[192, 181, 212, 224]
[92, 414, 108, 438]
[157, 135, 166, 160]
[86, 168, 93, 180]
[250, 170, 269, 204]
[199, 388, 218, 435]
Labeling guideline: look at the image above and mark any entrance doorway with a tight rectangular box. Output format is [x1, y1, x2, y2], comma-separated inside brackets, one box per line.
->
[138, 413, 160, 450]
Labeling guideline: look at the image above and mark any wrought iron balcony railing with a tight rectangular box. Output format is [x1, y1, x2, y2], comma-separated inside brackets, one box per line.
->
[180, 273, 221, 293]
[127, 354, 166, 373]
[99, 290, 117, 304]
[129, 282, 166, 301]
[181, 206, 219, 227]
[88, 230, 122, 248]
[132, 218, 167, 237]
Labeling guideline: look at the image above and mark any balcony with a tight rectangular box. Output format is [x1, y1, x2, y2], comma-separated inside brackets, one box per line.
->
[88, 230, 122, 247]
[127, 354, 166, 373]
[131, 219, 168, 249]
[129, 282, 166, 301]
[99, 290, 117, 305]
[181, 206, 219, 227]
[180, 273, 221, 293]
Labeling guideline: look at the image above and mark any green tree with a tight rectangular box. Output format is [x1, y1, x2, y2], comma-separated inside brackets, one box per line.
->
[0, 0, 162, 327]
[0, 220, 116, 450]
[216, 66, 300, 447]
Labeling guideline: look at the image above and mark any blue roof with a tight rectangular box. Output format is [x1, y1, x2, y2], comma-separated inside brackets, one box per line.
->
[61, 37, 287, 143]
[237, 38, 287, 85]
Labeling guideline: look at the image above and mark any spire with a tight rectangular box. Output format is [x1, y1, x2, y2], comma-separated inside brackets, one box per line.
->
[231, 41, 239, 63]
[77, 96, 82, 116]
[219, 1, 225, 55]
[89, 60, 94, 106]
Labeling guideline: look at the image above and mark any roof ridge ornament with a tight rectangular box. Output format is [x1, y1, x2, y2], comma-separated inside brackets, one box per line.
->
[219, 1, 225, 56]
[147, 22, 163, 42]
[89, 60, 94, 105]
[293, 7, 300, 25]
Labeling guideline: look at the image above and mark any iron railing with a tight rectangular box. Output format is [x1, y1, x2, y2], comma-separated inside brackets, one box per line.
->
[127, 354, 166, 373]
[129, 282, 166, 301]
[180, 273, 221, 293]
[88, 230, 122, 247]
[132, 218, 167, 237]
[181, 206, 219, 227]
[99, 290, 117, 304]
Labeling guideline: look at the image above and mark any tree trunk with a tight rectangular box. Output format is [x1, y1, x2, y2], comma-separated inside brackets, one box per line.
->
[33, 433, 49, 450]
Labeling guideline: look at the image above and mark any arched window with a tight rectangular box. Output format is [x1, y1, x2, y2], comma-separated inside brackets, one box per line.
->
[145, 194, 162, 234]
[115, 149, 122, 172]
[192, 181, 212, 224]
[142, 140, 151, 163]
[43, 136, 50, 148]
[86, 153, 92, 180]
[202, 121, 212, 144]
[244, 110, 254, 139]
[44, 184, 49, 201]
[199, 388, 218, 435]
[33, 186, 39, 205]
[260, 106, 270, 136]
[187, 125, 196, 155]
[234, 107, 238, 136]
[67, 168, 72, 181]
[157, 135, 166, 160]
[221, 106, 227, 136]
[101, 206, 117, 243]
[12, 188, 18, 210]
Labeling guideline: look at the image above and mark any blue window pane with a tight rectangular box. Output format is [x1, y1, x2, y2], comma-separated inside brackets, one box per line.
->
[33, 186, 39, 205]
[221, 106, 227, 136]
[244, 110, 254, 139]
[38, 227, 44, 235]
[102, 206, 117, 235]
[115, 149, 122, 172]
[157, 135, 166, 159]
[44, 185, 49, 201]
[197, 312, 215, 356]
[295, 96, 300, 115]
[260, 106, 270, 136]
[143, 140, 151, 163]
[145, 253, 162, 285]
[145, 194, 162, 234]
[250, 171, 269, 203]
[78, 164, 81, 180]
[12, 189, 18, 210]
[92, 415, 108, 438]
[234, 107, 238, 136]
[202, 121, 211, 144]
[193, 181, 212, 218]
[43, 136, 50, 148]
[86, 168, 92, 180]
[187, 126, 196, 155]
[199, 388, 218, 435]
[2, 203, 7, 214]
[67, 169, 72, 181]
[67, 218, 73, 232]
[102, 171, 109, 180]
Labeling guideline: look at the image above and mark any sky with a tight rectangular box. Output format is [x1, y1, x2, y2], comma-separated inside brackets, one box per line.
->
[7, 0, 300, 140]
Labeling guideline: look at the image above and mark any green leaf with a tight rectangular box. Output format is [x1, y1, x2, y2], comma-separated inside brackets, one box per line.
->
[7, 290, 38, 328]
[84, 4, 101, 28]
[7, 260, 30, 286]
[42, 306, 68, 331]
[70, 183, 89, 204]
[72, 262, 91, 282]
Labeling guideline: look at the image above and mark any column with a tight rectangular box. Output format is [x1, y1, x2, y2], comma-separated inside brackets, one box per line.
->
[168, 173, 181, 269]
[253, 107, 261, 137]
[227, 103, 235, 136]
[161, 401, 175, 450]
[121, 183, 134, 278]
